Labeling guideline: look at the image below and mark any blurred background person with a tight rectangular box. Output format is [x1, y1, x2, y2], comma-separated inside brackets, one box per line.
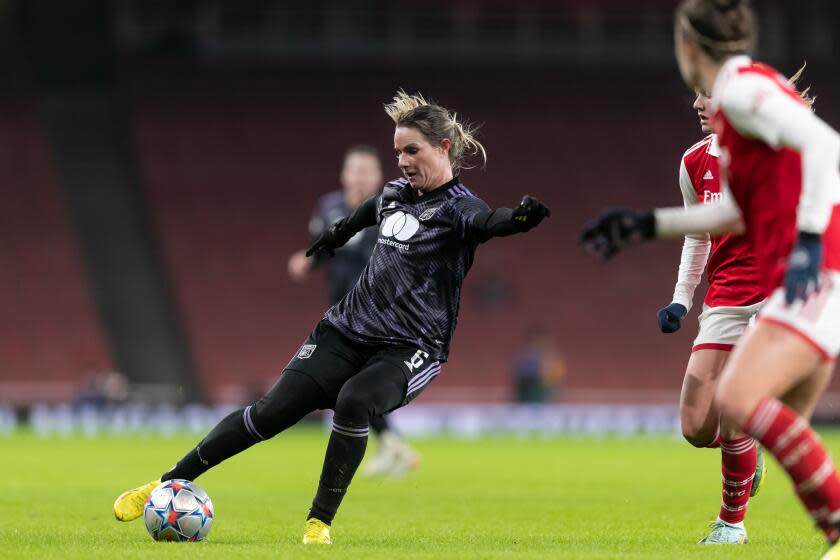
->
[288, 145, 420, 478]
[512, 326, 566, 404]
[288, 145, 382, 305]
[74, 369, 129, 410]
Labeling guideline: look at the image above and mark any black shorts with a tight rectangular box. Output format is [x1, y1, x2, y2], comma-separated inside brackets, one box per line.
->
[284, 319, 441, 411]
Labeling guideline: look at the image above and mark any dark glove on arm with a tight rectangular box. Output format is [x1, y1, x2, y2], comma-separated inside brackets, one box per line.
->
[306, 195, 379, 257]
[656, 303, 687, 334]
[579, 208, 656, 260]
[784, 231, 822, 304]
[472, 195, 551, 238]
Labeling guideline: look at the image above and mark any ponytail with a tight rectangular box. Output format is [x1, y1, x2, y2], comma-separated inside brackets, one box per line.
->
[385, 90, 487, 173]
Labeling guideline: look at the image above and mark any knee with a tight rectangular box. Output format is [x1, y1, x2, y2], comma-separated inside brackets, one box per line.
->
[334, 390, 371, 425]
[680, 410, 717, 448]
[682, 430, 713, 448]
[681, 424, 716, 448]
[248, 401, 281, 440]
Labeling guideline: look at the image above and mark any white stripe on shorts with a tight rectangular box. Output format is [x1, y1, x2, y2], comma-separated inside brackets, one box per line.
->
[407, 362, 440, 391]
[407, 363, 441, 397]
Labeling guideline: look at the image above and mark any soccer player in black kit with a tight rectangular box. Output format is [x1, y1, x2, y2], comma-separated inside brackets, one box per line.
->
[288, 145, 420, 477]
[113, 91, 550, 544]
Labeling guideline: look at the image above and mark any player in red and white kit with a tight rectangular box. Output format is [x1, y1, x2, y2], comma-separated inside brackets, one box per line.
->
[658, 92, 767, 544]
[581, 1, 840, 556]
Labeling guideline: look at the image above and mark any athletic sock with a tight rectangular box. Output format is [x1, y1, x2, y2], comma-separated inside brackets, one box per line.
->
[308, 416, 369, 525]
[745, 398, 840, 541]
[718, 436, 756, 524]
[162, 406, 263, 481]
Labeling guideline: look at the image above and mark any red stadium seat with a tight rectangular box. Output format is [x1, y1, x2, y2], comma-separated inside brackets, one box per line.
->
[0, 68, 112, 402]
[125, 63, 840, 403]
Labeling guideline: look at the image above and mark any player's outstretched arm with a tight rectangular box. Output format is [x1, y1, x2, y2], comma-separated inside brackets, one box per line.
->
[306, 195, 379, 257]
[579, 196, 742, 261]
[578, 208, 655, 260]
[471, 195, 551, 239]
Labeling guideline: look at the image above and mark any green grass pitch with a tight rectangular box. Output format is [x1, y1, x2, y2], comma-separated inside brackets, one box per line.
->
[1, 427, 834, 559]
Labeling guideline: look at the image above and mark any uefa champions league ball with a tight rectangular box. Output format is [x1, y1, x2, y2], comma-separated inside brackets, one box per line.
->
[143, 479, 214, 542]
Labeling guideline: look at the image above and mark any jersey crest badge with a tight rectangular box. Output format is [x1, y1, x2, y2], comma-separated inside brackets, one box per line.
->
[419, 207, 439, 222]
[298, 344, 317, 359]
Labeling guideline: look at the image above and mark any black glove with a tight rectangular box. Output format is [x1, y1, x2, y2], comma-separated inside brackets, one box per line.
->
[305, 218, 353, 258]
[784, 231, 822, 304]
[511, 195, 551, 231]
[657, 303, 687, 334]
[579, 208, 656, 260]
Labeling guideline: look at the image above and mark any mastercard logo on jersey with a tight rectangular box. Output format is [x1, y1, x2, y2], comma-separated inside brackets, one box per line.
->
[381, 211, 421, 242]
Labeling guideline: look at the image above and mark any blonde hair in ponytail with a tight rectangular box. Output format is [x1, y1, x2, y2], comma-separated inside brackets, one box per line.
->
[384, 90, 487, 173]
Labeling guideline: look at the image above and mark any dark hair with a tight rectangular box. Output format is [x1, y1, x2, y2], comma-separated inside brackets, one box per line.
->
[344, 144, 380, 162]
[677, 0, 757, 61]
[384, 90, 486, 174]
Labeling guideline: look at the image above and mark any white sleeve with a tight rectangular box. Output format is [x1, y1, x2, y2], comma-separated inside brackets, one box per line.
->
[721, 74, 840, 233]
[654, 182, 744, 238]
[671, 159, 711, 311]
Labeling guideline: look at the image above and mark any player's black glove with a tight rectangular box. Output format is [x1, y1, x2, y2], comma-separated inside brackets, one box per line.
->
[578, 208, 656, 260]
[305, 217, 353, 258]
[784, 231, 822, 304]
[657, 303, 687, 334]
[511, 195, 551, 231]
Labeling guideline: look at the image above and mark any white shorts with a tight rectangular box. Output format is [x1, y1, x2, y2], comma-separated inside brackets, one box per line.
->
[693, 300, 765, 351]
[758, 271, 840, 361]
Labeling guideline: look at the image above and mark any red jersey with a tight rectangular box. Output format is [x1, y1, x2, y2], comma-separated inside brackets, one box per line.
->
[680, 135, 765, 307]
[712, 58, 840, 294]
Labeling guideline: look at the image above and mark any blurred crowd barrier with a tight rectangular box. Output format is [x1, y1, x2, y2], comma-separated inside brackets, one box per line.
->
[361, 404, 680, 438]
[2, 403, 681, 438]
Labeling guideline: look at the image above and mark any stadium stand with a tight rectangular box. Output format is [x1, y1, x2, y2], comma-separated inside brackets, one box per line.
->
[126, 63, 707, 403]
[0, 59, 112, 402]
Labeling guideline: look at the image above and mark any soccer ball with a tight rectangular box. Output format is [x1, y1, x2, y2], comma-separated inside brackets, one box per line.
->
[143, 479, 214, 542]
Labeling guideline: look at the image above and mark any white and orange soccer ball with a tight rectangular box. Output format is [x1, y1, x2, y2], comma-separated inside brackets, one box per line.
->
[143, 479, 214, 542]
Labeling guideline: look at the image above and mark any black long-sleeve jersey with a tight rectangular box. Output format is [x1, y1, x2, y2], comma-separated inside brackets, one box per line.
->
[309, 190, 379, 306]
[325, 177, 492, 362]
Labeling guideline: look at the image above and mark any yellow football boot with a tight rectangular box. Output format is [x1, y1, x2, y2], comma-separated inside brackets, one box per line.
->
[113, 479, 160, 521]
[303, 518, 332, 544]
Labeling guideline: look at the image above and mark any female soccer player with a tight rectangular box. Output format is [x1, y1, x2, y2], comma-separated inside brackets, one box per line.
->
[659, 91, 767, 544]
[113, 91, 550, 544]
[580, 0, 840, 556]
[288, 144, 421, 478]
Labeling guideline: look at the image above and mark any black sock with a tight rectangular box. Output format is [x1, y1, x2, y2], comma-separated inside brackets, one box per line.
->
[162, 406, 263, 481]
[308, 416, 369, 525]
